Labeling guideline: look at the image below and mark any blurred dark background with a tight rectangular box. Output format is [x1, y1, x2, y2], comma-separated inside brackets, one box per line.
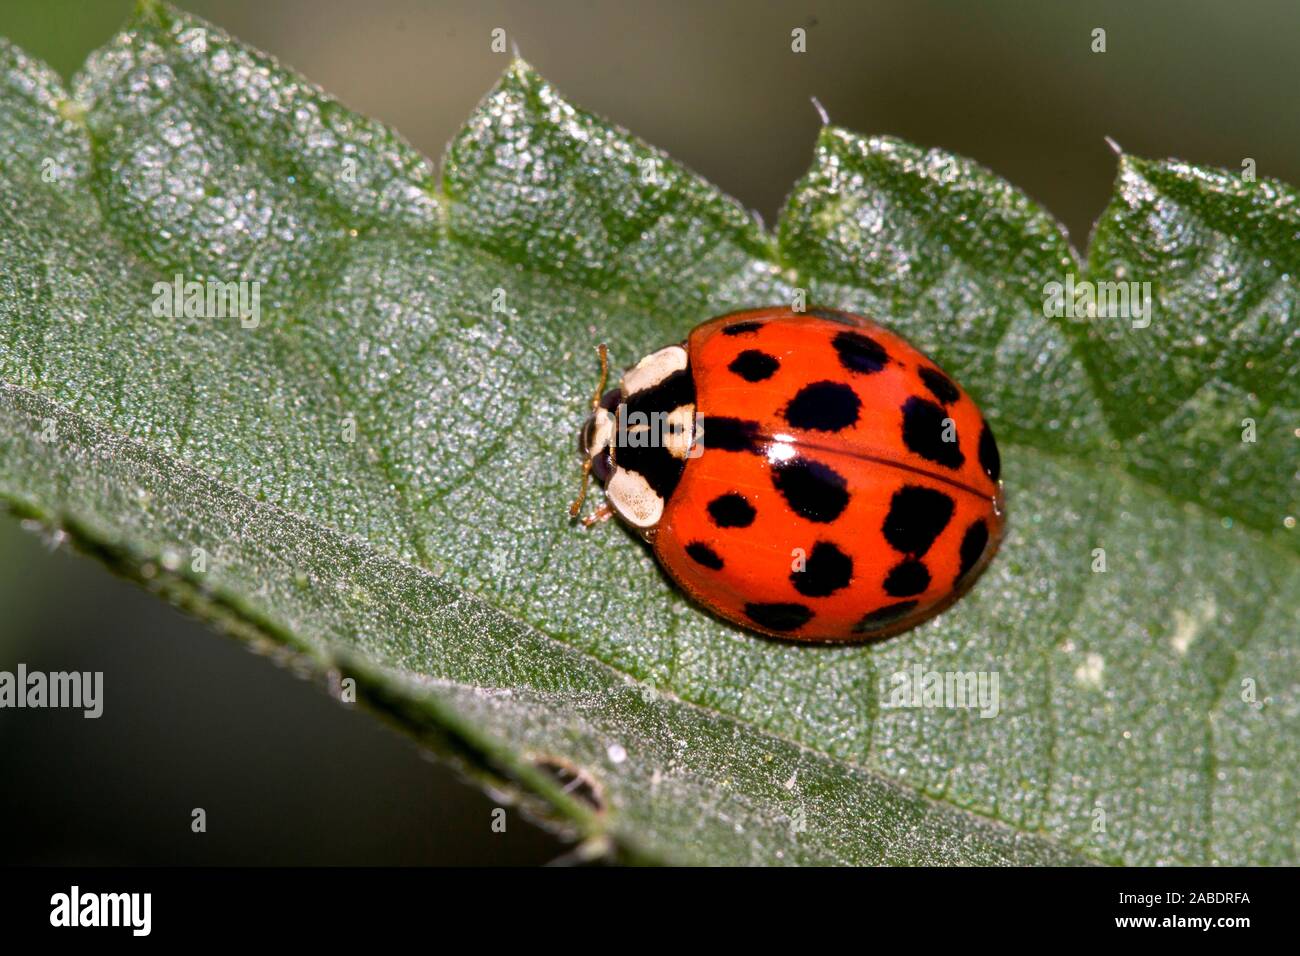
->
[1, 0, 1297, 864]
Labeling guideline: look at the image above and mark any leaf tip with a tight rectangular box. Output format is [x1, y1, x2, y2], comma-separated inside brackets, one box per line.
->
[1103, 136, 1151, 187]
[810, 96, 831, 127]
[505, 53, 535, 83]
[132, 0, 167, 27]
[813, 122, 853, 154]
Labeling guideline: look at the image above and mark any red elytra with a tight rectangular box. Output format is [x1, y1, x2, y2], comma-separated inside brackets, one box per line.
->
[574, 306, 1005, 642]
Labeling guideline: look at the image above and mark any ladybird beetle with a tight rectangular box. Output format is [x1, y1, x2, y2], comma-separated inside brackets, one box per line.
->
[572, 306, 1004, 642]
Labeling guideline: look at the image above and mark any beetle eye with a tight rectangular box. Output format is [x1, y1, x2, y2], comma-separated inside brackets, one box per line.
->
[591, 448, 613, 483]
[580, 415, 597, 454]
[599, 388, 622, 412]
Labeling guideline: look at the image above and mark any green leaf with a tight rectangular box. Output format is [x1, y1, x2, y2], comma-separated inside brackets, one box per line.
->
[0, 2, 1294, 865]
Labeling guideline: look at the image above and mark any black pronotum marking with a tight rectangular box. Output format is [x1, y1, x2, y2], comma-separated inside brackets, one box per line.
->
[900, 395, 965, 470]
[782, 381, 861, 433]
[707, 492, 756, 528]
[957, 519, 989, 584]
[614, 433, 687, 500]
[884, 558, 930, 597]
[918, 366, 960, 406]
[613, 367, 697, 499]
[622, 368, 694, 421]
[792, 541, 853, 597]
[853, 600, 919, 632]
[832, 330, 889, 374]
[744, 602, 814, 632]
[728, 349, 780, 382]
[882, 485, 954, 557]
[978, 420, 1001, 482]
[721, 321, 764, 336]
[771, 457, 850, 523]
[686, 541, 724, 570]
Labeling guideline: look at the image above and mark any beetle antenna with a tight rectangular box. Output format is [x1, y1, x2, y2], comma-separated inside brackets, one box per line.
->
[569, 460, 593, 520]
[590, 343, 609, 411]
[569, 344, 610, 521]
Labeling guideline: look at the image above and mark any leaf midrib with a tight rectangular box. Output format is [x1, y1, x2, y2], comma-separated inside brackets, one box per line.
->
[2, 379, 1097, 862]
[17, 370, 1291, 866]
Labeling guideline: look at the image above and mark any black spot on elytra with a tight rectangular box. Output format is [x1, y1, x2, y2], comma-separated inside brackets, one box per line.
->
[707, 492, 756, 528]
[808, 307, 858, 326]
[853, 600, 919, 633]
[792, 541, 853, 597]
[978, 420, 1001, 482]
[771, 458, 850, 523]
[957, 519, 989, 584]
[884, 558, 930, 597]
[728, 349, 780, 382]
[744, 602, 813, 632]
[901, 395, 965, 469]
[783, 381, 861, 433]
[722, 320, 764, 336]
[832, 330, 889, 374]
[882, 485, 954, 557]
[686, 542, 724, 571]
[701, 416, 761, 453]
[918, 366, 960, 405]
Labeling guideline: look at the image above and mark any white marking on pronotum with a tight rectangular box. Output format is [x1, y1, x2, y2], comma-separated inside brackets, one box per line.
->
[587, 406, 614, 456]
[621, 345, 687, 397]
[663, 403, 696, 460]
[606, 467, 664, 528]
